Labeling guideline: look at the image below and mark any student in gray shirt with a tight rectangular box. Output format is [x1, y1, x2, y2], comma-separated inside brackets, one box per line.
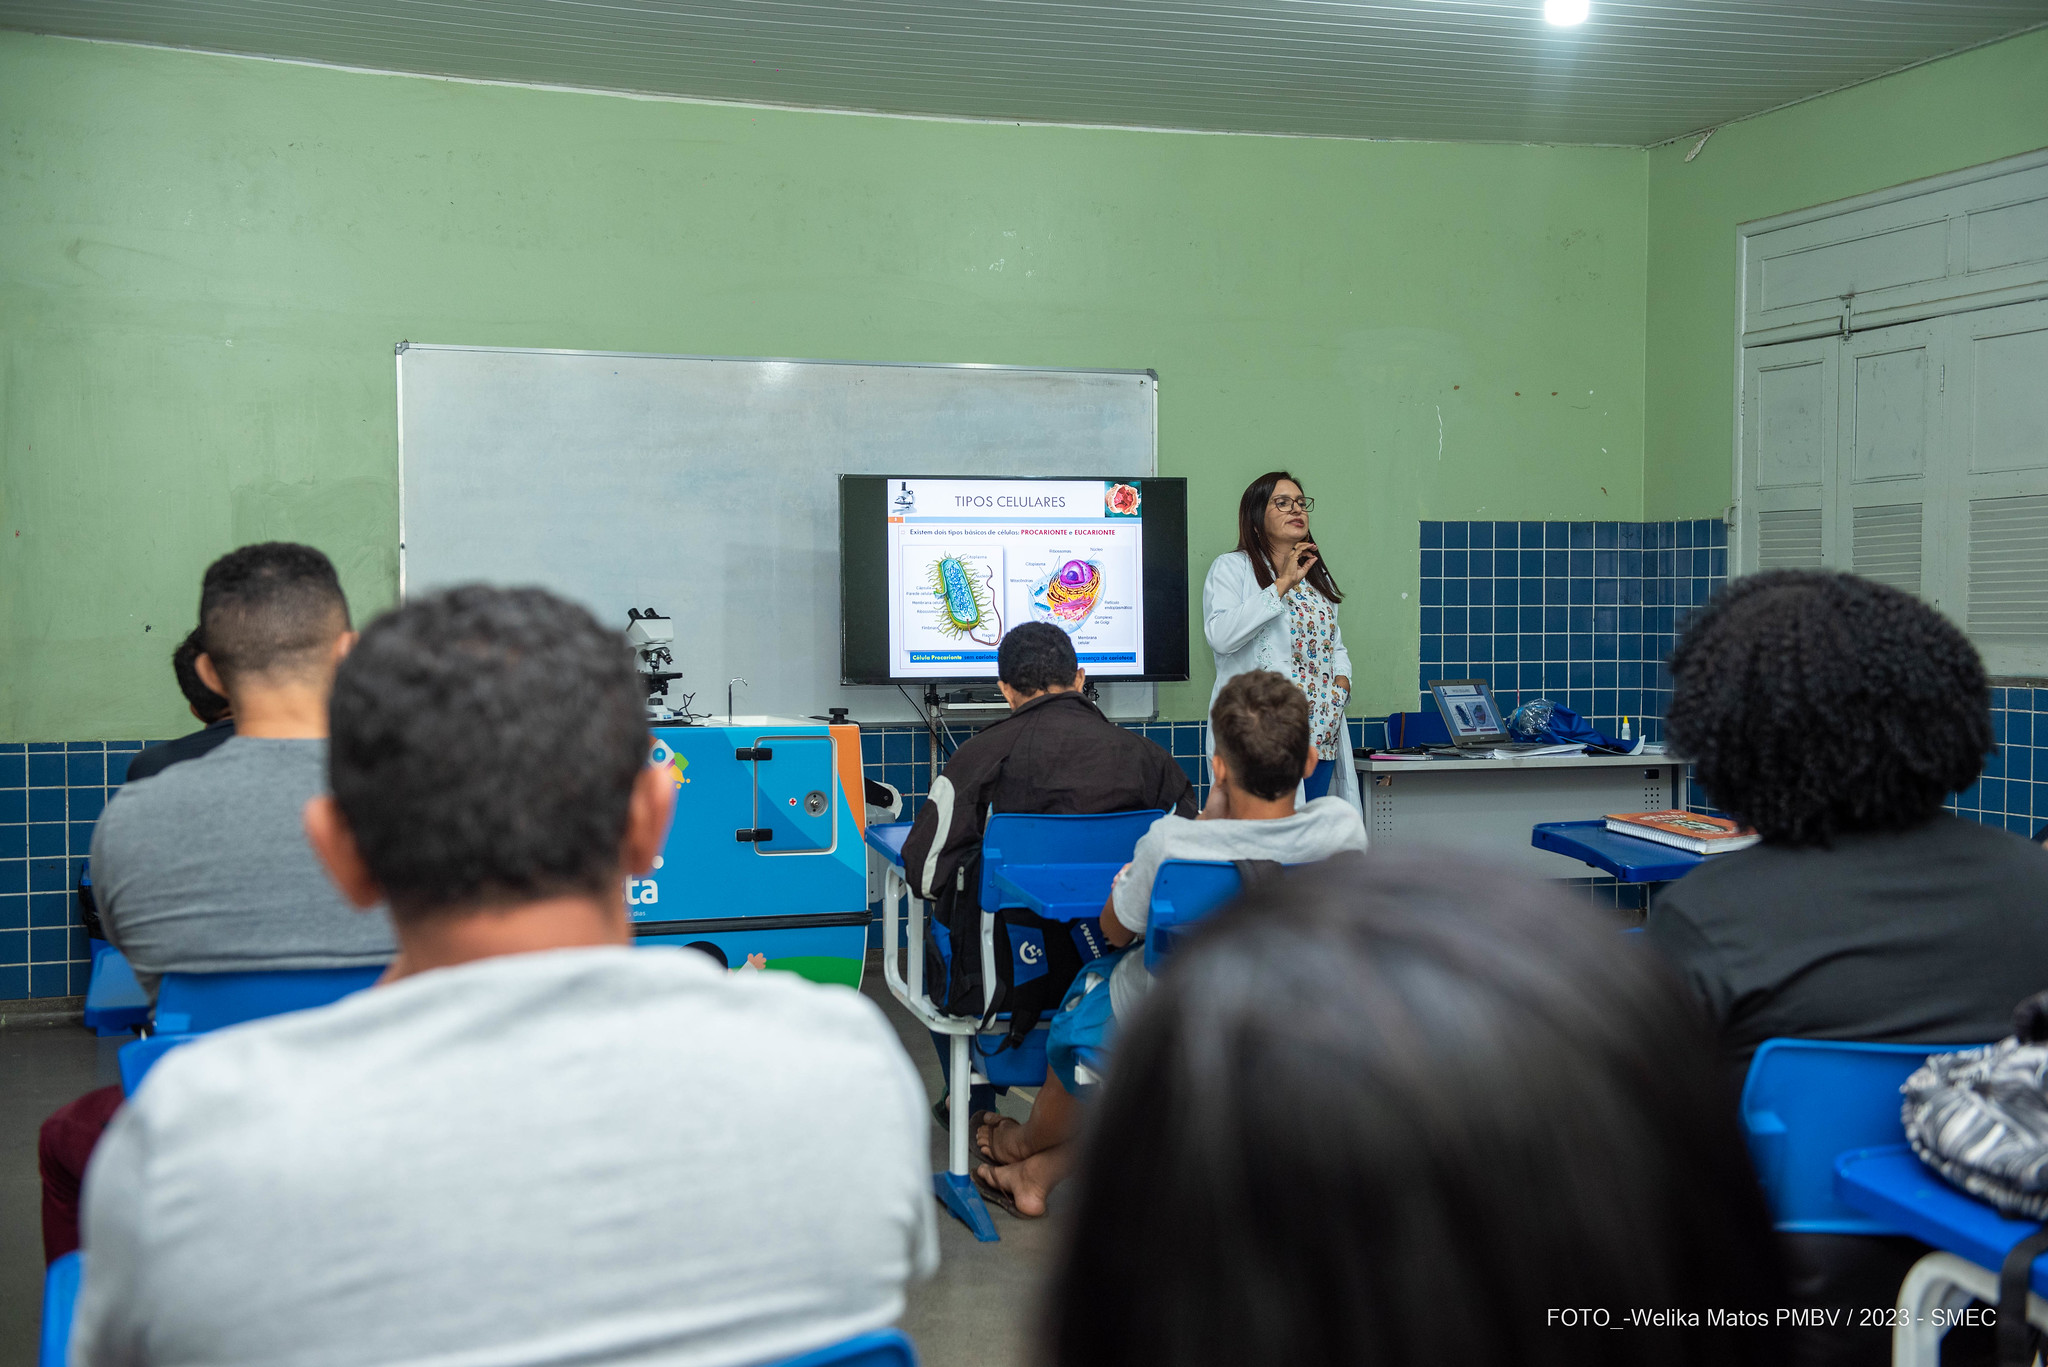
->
[973, 670, 1368, 1219]
[90, 544, 393, 996]
[74, 585, 936, 1367]
[42, 543, 392, 1265]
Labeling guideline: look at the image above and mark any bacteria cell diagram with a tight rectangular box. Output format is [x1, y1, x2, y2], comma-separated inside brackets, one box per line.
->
[927, 554, 1003, 646]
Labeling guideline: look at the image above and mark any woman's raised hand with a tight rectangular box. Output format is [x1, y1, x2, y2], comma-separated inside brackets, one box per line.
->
[1274, 542, 1318, 596]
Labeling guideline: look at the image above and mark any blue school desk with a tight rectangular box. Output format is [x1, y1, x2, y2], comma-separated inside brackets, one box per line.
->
[1835, 1146, 2048, 1365]
[631, 720, 870, 988]
[1530, 820, 1706, 882]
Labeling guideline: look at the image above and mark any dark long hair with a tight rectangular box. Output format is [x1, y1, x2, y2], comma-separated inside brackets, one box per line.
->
[1665, 569, 1990, 846]
[1045, 851, 1785, 1367]
[1236, 470, 1342, 603]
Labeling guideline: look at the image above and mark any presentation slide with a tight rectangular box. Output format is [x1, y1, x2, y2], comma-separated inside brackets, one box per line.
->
[886, 478, 1148, 679]
[1435, 683, 1503, 738]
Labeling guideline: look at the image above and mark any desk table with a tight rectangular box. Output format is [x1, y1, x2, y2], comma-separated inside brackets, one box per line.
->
[1357, 752, 1684, 881]
[865, 820, 912, 867]
[1532, 821, 1706, 883]
[1836, 1145, 2048, 1366]
[992, 864, 1122, 923]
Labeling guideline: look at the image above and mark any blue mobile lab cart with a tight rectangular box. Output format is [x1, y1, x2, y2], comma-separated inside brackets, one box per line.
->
[632, 719, 872, 988]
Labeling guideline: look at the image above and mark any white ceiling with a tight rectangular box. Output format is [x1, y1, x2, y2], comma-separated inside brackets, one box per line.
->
[3, 0, 2045, 145]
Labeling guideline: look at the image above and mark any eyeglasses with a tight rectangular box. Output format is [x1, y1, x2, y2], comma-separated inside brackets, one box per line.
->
[1270, 495, 1315, 514]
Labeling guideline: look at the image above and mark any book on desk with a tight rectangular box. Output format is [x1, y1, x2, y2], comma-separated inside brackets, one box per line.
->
[1605, 810, 1758, 855]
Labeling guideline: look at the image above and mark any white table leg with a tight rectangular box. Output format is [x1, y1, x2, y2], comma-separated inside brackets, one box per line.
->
[949, 1032, 972, 1177]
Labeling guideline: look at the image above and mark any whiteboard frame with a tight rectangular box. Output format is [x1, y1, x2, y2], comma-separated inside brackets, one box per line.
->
[392, 342, 1162, 720]
[394, 341, 1159, 599]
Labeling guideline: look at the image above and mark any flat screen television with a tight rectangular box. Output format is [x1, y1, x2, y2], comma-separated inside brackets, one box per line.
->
[840, 475, 1190, 685]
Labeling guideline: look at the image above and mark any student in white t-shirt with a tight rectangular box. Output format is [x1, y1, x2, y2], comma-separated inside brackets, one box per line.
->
[972, 670, 1367, 1218]
[72, 586, 936, 1367]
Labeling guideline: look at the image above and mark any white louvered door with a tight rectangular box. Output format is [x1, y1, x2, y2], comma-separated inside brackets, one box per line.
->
[1945, 299, 2048, 675]
[1736, 151, 2048, 668]
[1741, 338, 1835, 573]
[1837, 320, 1942, 602]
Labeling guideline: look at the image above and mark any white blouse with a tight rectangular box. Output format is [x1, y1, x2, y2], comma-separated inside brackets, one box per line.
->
[1202, 550, 1360, 811]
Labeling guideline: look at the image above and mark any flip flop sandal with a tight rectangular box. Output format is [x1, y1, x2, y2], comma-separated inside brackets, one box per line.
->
[971, 1111, 1020, 1163]
[971, 1166, 1034, 1219]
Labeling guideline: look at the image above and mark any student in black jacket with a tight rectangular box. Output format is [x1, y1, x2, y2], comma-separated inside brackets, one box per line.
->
[124, 628, 234, 783]
[1646, 569, 2048, 1367]
[902, 624, 1195, 1113]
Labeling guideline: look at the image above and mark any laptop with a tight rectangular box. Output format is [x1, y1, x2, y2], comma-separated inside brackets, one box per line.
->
[1426, 679, 1548, 752]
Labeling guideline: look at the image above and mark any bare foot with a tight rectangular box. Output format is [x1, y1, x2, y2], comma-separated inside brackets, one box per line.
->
[973, 1146, 1070, 1219]
[974, 1110, 1035, 1165]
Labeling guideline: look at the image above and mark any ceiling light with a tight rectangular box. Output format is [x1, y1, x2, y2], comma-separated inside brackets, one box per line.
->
[1544, 0, 1590, 25]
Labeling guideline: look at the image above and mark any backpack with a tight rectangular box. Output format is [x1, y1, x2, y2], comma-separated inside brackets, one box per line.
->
[921, 852, 1108, 1036]
[1047, 945, 1134, 1096]
[1044, 860, 1283, 1097]
[941, 854, 1282, 1057]
[1904, 998, 2048, 1219]
[1902, 991, 2048, 1367]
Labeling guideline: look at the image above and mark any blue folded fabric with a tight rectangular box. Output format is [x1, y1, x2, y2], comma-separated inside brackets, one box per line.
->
[1507, 699, 1636, 752]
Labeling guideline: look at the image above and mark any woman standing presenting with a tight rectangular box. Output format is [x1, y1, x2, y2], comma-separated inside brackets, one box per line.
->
[1204, 471, 1358, 811]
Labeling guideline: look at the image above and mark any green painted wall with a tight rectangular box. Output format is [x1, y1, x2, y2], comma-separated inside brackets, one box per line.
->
[1644, 28, 2048, 521]
[0, 33, 1649, 739]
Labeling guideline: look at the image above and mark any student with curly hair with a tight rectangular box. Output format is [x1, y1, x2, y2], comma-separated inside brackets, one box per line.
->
[1647, 569, 2048, 1066]
[1647, 569, 2048, 1367]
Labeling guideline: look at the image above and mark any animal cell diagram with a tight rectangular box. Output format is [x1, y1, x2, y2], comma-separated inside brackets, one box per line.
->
[1031, 559, 1104, 632]
[928, 555, 1003, 646]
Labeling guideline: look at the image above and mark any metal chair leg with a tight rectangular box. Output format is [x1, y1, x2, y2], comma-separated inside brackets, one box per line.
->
[1894, 1251, 2048, 1367]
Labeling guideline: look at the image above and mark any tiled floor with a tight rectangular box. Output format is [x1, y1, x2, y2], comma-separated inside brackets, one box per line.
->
[0, 1025, 123, 1367]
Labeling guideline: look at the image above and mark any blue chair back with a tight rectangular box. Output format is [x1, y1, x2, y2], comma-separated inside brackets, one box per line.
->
[1143, 861, 1244, 972]
[978, 810, 1165, 912]
[153, 965, 384, 1033]
[773, 1328, 918, 1367]
[1740, 1037, 1977, 1234]
[82, 945, 151, 1036]
[971, 811, 1159, 1083]
[119, 1032, 200, 1095]
[40, 1251, 80, 1367]
[1301, 758, 1336, 802]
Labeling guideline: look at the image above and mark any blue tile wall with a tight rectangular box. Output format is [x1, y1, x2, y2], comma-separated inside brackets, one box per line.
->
[8, 719, 1400, 1001]
[1419, 517, 2045, 857]
[1420, 518, 1727, 744]
[862, 716, 1379, 821]
[1951, 687, 2048, 838]
[0, 740, 147, 1001]
[17, 525, 2036, 998]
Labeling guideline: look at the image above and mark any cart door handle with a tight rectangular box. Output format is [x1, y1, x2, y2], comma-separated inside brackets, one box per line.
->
[735, 828, 774, 843]
[736, 747, 773, 762]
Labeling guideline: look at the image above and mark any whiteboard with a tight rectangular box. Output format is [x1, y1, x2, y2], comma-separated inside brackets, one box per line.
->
[397, 345, 1158, 723]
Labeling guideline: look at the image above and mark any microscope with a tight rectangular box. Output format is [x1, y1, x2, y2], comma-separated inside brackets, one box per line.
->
[625, 609, 696, 722]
